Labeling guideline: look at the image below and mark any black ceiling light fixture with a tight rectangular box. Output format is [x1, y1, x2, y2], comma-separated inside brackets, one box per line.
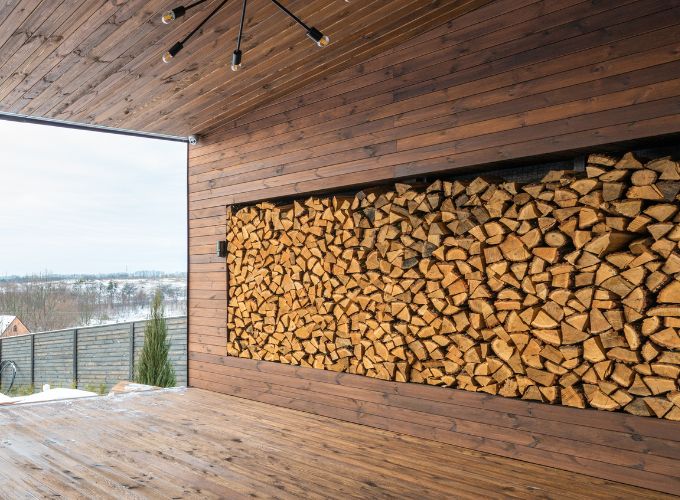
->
[231, 0, 247, 71]
[161, 0, 230, 63]
[160, 0, 330, 67]
[269, 0, 330, 48]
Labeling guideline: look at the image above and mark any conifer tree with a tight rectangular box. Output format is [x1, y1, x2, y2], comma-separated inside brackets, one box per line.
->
[136, 290, 176, 387]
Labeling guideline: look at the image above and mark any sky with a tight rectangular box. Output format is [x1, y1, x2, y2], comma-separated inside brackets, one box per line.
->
[0, 120, 187, 276]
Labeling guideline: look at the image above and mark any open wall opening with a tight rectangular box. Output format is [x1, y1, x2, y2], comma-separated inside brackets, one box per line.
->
[0, 118, 188, 393]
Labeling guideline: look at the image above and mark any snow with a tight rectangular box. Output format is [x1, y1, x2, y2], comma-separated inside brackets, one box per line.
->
[0, 387, 97, 405]
[95, 304, 186, 326]
[0, 315, 16, 333]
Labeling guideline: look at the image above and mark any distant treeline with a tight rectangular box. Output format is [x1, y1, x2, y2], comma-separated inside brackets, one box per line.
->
[0, 274, 186, 332]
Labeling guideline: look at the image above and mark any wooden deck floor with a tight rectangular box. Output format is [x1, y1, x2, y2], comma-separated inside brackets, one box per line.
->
[0, 388, 671, 499]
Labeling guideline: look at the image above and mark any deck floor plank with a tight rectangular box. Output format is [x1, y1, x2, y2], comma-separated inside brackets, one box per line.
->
[0, 388, 672, 499]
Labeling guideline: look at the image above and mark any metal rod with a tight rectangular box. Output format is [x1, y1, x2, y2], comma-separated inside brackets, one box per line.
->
[269, 0, 310, 31]
[181, 0, 231, 45]
[236, 0, 248, 51]
[0, 111, 188, 142]
[185, 143, 191, 387]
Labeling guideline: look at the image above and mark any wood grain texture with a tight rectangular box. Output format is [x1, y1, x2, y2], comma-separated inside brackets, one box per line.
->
[188, 0, 680, 204]
[188, 0, 680, 399]
[184, 2, 680, 491]
[0, 387, 674, 498]
[190, 354, 680, 496]
[0, 0, 488, 136]
[222, 160, 680, 419]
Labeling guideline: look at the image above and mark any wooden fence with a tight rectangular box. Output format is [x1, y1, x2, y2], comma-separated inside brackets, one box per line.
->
[0, 317, 187, 392]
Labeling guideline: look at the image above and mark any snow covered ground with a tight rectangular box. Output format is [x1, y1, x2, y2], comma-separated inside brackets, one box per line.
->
[0, 274, 186, 331]
[0, 385, 97, 406]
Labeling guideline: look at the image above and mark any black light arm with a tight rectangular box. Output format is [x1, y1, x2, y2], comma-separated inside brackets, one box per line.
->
[269, 0, 309, 30]
[231, 0, 247, 71]
[162, 0, 329, 65]
[162, 0, 231, 63]
[268, 0, 329, 47]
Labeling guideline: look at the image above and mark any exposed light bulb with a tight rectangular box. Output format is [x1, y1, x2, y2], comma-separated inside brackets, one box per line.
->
[306, 27, 329, 48]
[162, 41, 184, 63]
[161, 6, 186, 24]
[231, 50, 243, 72]
[161, 10, 176, 24]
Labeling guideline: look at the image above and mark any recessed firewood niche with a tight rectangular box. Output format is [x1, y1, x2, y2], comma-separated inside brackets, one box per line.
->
[226, 151, 680, 419]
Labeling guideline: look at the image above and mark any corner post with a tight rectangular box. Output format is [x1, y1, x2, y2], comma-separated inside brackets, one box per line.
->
[129, 322, 135, 381]
[30, 334, 35, 388]
[72, 329, 78, 387]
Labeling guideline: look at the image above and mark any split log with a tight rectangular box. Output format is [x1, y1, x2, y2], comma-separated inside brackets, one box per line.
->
[226, 150, 680, 420]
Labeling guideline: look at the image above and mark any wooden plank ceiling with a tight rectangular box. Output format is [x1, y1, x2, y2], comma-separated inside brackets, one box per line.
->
[0, 0, 489, 137]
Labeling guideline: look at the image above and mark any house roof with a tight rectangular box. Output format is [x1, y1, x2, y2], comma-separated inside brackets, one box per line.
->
[0, 315, 17, 334]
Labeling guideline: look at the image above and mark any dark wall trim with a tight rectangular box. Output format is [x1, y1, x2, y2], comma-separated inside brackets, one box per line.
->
[0, 111, 188, 143]
[186, 142, 191, 384]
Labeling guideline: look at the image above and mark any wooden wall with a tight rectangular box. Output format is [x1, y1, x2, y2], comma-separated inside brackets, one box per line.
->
[189, 0, 680, 486]
[188, 0, 680, 386]
[189, 354, 680, 495]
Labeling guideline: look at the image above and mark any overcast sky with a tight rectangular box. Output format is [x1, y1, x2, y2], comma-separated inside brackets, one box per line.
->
[0, 120, 187, 276]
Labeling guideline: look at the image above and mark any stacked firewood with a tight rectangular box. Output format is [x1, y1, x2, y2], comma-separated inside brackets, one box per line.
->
[226, 152, 680, 419]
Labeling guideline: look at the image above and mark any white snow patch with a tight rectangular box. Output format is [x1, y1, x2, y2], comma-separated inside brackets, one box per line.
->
[0, 387, 97, 405]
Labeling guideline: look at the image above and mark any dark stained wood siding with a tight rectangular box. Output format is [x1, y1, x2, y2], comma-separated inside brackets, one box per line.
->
[189, 0, 680, 204]
[190, 354, 680, 496]
[187, 0, 680, 486]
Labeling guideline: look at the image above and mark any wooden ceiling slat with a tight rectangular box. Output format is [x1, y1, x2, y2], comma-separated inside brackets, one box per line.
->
[45, 0, 230, 122]
[187, 0, 586, 156]
[0, 1, 105, 103]
[180, 0, 483, 135]
[18, 0, 159, 117]
[128, 0, 390, 129]
[0, 1, 22, 31]
[184, 3, 680, 183]
[4, 0, 196, 113]
[3, 1, 137, 113]
[0, 0, 41, 49]
[79, 0, 344, 129]
[191, 0, 500, 136]
[128, 0, 404, 132]
[54, 0, 310, 125]
[46, 0, 178, 118]
[0, 1, 68, 74]
[170, 0, 488, 134]
[0, 0, 492, 136]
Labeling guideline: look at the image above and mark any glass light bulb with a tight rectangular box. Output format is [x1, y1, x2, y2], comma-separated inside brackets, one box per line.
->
[162, 51, 174, 64]
[161, 10, 176, 24]
[317, 35, 330, 47]
[231, 63, 242, 71]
